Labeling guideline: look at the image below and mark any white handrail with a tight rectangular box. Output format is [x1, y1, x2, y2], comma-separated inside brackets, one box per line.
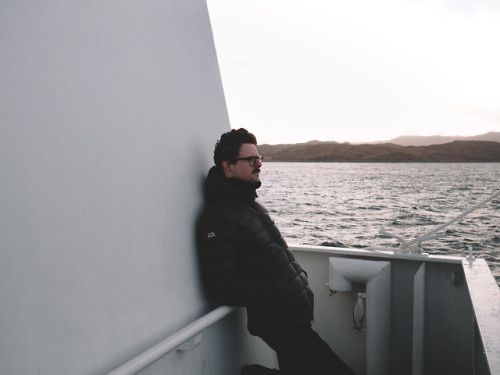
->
[107, 305, 237, 375]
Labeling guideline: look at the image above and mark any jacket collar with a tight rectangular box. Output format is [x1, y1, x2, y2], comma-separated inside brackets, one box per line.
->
[204, 166, 261, 203]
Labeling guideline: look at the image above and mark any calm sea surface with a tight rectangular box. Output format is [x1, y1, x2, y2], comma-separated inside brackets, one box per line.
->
[258, 163, 500, 285]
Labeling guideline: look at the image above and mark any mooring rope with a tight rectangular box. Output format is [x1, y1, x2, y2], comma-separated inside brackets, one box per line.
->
[368, 189, 500, 253]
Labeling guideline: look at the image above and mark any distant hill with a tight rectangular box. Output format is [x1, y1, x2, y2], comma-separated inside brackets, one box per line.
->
[258, 140, 500, 162]
[375, 132, 500, 146]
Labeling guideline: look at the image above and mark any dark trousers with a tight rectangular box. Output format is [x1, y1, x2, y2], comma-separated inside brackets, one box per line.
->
[258, 323, 355, 375]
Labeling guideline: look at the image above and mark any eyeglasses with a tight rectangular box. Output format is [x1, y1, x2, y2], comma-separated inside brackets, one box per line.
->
[235, 156, 264, 166]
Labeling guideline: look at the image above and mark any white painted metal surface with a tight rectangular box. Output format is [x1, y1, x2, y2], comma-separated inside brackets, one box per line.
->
[327, 257, 391, 292]
[291, 245, 492, 375]
[412, 263, 426, 375]
[0, 1, 230, 374]
[462, 258, 500, 374]
[107, 306, 237, 375]
[327, 257, 391, 375]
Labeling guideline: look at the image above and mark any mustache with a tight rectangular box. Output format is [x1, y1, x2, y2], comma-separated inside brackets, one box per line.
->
[252, 168, 261, 174]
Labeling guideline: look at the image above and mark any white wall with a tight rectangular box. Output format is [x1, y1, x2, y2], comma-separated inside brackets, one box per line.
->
[0, 1, 229, 373]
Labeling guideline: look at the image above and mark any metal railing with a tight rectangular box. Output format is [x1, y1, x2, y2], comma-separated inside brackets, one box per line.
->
[107, 305, 237, 375]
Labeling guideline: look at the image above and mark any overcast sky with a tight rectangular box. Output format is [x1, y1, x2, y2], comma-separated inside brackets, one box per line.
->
[206, 0, 500, 144]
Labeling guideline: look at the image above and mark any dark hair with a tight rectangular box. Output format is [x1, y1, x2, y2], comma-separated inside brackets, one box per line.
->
[213, 128, 257, 170]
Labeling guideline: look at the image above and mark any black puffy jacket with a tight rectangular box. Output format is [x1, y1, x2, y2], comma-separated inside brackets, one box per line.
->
[197, 166, 314, 335]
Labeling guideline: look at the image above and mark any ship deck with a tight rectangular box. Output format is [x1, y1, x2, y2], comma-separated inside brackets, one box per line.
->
[109, 245, 500, 375]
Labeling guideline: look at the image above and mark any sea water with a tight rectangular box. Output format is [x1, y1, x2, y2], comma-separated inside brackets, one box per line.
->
[258, 163, 500, 285]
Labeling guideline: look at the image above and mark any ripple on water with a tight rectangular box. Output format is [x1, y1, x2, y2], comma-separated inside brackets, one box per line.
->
[259, 162, 500, 285]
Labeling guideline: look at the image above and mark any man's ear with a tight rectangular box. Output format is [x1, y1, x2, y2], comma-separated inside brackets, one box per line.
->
[222, 160, 233, 176]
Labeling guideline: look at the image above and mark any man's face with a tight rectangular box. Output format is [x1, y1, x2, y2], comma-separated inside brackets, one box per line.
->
[223, 143, 262, 183]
